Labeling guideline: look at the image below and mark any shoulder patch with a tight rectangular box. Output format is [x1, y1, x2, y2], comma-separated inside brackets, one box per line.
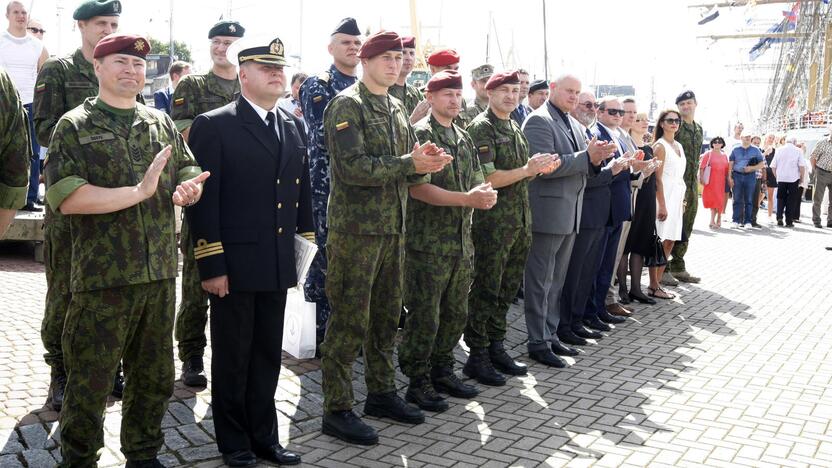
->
[35, 83, 46, 93]
[174, 97, 185, 106]
[312, 95, 323, 103]
[335, 121, 350, 131]
[478, 145, 489, 153]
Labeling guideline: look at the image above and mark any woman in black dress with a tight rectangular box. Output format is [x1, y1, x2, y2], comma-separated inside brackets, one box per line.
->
[622, 112, 663, 304]
[762, 133, 777, 220]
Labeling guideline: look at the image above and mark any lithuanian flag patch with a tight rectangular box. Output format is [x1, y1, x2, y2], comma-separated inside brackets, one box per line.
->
[35, 83, 46, 93]
[335, 121, 350, 131]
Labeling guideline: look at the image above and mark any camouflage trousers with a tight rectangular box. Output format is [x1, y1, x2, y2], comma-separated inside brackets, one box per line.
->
[60, 280, 175, 467]
[465, 226, 531, 349]
[303, 189, 331, 343]
[399, 250, 472, 379]
[668, 183, 699, 273]
[321, 231, 403, 412]
[41, 211, 71, 379]
[174, 218, 209, 362]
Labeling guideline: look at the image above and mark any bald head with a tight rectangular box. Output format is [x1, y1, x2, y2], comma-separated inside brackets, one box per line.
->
[549, 74, 581, 114]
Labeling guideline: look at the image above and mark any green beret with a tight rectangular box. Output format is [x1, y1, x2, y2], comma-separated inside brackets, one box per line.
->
[73, 0, 121, 20]
[208, 20, 245, 39]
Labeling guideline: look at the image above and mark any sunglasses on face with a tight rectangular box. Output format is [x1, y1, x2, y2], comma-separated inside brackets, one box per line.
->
[605, 109, 625, 117]
[27, 27, 45, 34]
[662, 118, 681, 125]
[580, 101, 598, 110]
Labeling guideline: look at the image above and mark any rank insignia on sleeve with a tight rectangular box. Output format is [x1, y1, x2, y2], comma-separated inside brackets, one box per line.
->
[478, 145, 489, 153]
[335, 121, 350, 131]
[174, 97, 185, 106]
[35, 83, 46, 93]
[312, 95, 323, 103]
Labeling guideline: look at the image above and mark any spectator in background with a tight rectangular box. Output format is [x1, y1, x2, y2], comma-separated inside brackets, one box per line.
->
[154, 60, 191, 114]
[26, 18, 44, 41]
[749, 135, 764, 228]
[728, 129, 765, 228]
[278, 71, 308, 128]
[762, 133, 777, 221]
[770, 136, 807, 227]
[0, 1, 49, 211]
[724, 122, 743, 151]
[526, 79, 548, 111]
[573, 92, 597, 137]
[795, 141, 811, 222]
[699, 137, 729, 229]
[810, 127, 832, 228]
[510, 68, 531, 126]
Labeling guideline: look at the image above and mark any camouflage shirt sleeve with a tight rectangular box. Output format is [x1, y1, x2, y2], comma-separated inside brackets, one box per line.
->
[32, 57, 66, 147]
[163, 113, 201, 182]
[324, 96, 416, 187]
[170, 76, 197, 131]
[0, 70, 31, 210]
[467, 120, 497, 176]
[44, 118, 87, 213]
[464, 132, 486, 186]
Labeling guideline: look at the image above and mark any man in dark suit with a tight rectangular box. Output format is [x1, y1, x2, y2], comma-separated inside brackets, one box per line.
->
[153, 60, 190, 114]
[187, 36, 311, 467]
[521, 75, 614, 367]
[558, 98, 630, 347]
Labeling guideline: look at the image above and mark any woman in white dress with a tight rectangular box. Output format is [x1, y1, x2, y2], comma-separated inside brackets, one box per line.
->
[648, 109, 686, 300]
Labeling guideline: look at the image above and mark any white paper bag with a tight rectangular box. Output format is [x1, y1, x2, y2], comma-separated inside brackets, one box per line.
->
[282, 289, 317, 359]
[294, 234, 318, 286]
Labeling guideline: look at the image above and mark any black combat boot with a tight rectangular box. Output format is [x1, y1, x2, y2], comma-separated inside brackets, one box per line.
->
[112, 363, 125, 398]
[405, 376, 449, 412]
[431, 366, 479, 398]
[488, 341, 527, 376]
[462, 348, 507, 386]
[125, 457, 165, 467]
[322, 410, 378, 445]
[364, 391, 425, 424]
[48, 373, 66, 411]
[181, 355, 208, 387]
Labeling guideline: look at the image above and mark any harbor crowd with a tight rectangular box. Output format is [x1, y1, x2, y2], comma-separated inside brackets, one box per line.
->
[2, 1, 831, 467]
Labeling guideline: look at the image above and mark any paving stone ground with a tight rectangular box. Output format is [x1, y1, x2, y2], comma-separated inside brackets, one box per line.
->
[1, 201, 831, 467]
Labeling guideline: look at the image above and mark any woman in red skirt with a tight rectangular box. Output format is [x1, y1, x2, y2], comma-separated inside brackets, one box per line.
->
[700, 137, 730, 228]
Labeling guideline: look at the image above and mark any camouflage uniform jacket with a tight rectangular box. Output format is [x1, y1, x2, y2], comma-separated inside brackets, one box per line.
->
[324, 81, 418, 235]
[44, 98, 202, 292]
[170, 70, 240, 132]
[0, 66, 31, 209]
[388, 81, 422, 116]
[461, 97, 488, 127]
[676, 119, 704, 183]
[467, 108, 531, 230]
[408, 114, 484, 258]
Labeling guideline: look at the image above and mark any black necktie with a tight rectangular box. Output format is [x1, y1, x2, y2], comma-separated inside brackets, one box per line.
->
[266, 111, 279, 142]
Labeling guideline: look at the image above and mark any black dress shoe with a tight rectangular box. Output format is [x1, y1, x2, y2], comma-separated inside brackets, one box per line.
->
[254, 444, 301, 465]
[125, 458, 165, 468]
[49, 374, 66, 412]
[112, 363, 125, 399]
[584, 317, 612, 332]
[572, 325, 603, 339]
[551, 341, 579, 357]
[364, 391, 425, 424]
[462, 348, 507, 387]
[528, 349, 566, 368]
[20, 203, 42, 212]
[431, 367, 479, 398]
[488, 341, 527, 376]
[628, 292, 656, 305]
[181, 356, 208, 387]
[221, 450, 256, 467]
[557, 328, 588, 346]
[598, 310, 626, 324]
[322, 410, 378, 445]
[618, 292, 632, 305]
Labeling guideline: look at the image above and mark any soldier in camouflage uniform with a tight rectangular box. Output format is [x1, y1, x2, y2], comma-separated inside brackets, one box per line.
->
[388, 35, 422, 118]
[32, 0, 124, 411]
[666, 90, 704, 285]
[298, 17, 361, 348]
[398, 70, 496, 413]
[0, 66, 31, 237]
[319, 31, 453, 446]
[463, 71, 559, 386]
[460, 64, 492, 124]
[43, 34, 207, 468]
[410, 48, 466, 127]
[169, 19, 244, 387]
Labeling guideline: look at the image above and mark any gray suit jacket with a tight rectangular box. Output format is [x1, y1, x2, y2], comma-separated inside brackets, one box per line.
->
[522, 101, 591, 235]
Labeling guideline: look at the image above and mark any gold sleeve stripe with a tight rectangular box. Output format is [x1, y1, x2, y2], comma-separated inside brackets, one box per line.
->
[299, 232, 316, 242]
[194, 240, 222, 252]
[194, 245, 224, 255]
[194, 247, 224, 260]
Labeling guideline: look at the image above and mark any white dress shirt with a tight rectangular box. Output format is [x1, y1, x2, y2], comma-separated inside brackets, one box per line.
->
[242, 95, 281, 141]
[771, 143, 806, 183]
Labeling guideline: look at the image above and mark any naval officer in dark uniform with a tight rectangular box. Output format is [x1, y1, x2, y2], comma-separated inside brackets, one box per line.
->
[186, 35, 313, 467]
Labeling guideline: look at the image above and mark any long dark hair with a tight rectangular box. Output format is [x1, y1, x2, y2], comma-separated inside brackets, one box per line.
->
[653, 109, 681, 142]
[710, 136, 725, 149]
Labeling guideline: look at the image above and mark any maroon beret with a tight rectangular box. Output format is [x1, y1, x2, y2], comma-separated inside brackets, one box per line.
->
[94, 33, 151, 59]
[425, 70, 463, 92]
[401, 35, 416, 49]
[485, 70, 520, 90]
[427, 49, 460, 66]
[357, 30, 402, 59]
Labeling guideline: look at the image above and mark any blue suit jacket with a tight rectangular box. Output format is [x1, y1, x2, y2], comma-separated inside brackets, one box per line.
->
[154, 88, 172, 114]
[592, 124, 632, 225]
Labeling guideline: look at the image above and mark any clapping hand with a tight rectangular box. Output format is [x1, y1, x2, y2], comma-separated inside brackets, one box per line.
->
[412, 141, 453, 174]
[466, 182, 498, 209]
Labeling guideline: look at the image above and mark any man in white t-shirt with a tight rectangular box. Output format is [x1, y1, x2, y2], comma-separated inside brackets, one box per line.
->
[0, 1, 48, 211]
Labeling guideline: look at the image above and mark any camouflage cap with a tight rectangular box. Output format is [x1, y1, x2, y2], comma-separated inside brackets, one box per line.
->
[73, 0, 121, 20]
[208, 20, 245, 39]
[471, 64, 494, 81]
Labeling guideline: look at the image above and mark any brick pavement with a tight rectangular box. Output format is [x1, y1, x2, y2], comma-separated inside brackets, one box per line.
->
[1, 203, 831, 467]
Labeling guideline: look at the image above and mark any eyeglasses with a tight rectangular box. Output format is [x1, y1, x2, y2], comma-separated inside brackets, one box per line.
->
[210, 39, 235, 48]
[27, 27, 45, 34]
[605, 109, 625, 117]
[662, 118, 681, 125]
[580, 101, 598, 110]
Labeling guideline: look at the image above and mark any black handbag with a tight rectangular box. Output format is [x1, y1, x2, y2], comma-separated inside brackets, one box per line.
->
[644, 230, 667, 267]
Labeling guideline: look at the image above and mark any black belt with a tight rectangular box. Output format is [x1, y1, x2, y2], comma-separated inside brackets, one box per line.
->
[733, 171, 752, 175]
[818, 166, 831, 173]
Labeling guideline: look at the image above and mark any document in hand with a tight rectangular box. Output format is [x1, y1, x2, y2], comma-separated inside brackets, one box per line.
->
[294, 234, 318, 288]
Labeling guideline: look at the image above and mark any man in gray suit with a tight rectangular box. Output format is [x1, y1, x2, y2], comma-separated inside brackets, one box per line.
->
[521, 75, 615, 367]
